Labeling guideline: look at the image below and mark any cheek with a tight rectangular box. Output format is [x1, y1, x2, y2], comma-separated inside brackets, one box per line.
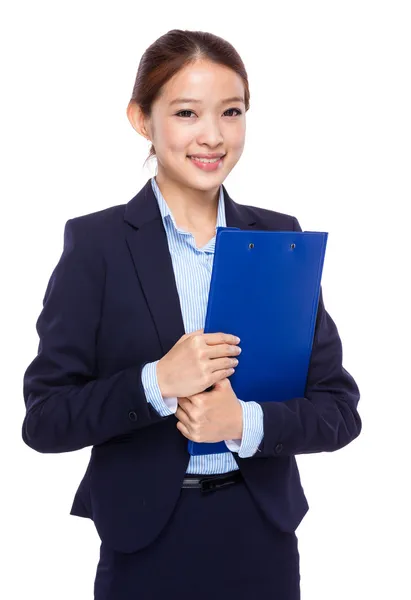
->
[161, 121, 193, 153]
[229, 127, 246, 152]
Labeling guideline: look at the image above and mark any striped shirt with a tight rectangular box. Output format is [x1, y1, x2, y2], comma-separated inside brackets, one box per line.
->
[141, 176, 264, 474]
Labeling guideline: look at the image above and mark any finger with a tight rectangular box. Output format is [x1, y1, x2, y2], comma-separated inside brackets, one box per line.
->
[186, 390, 211, 405]
[207, 344, 242, 361]
[203, 332, 240, 347]
[177, 397, 193, 412]
[213, 377, 230, 391]
[176, 421, 192, 440]
[176, 406, 194, 427]
[176, 329, 203, 346]
[188, 328, 204, 338]
[208, 356, 239, 372]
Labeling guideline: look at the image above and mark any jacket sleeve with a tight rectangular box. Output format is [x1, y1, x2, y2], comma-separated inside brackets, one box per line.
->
[22, 218, 168, 454]
[252, 216, 362, 458]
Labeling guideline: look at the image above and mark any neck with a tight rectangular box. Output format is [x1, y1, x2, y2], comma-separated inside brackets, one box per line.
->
[154, 173, 220, 231]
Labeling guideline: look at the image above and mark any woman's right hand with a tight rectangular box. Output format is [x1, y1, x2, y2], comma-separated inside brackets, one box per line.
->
[156, 329, 242, 399]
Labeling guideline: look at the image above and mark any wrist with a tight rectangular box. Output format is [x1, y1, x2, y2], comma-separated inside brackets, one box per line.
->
[233, 401, 244, 439]
[156, 359, 171, 399]
[226, 400, 243, 440]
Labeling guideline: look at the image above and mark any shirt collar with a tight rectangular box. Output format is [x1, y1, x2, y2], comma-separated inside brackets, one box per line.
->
[151, 176, 226, 231]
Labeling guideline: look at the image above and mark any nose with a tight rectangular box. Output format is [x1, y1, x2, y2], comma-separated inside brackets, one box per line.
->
[196, 115, 224, 148]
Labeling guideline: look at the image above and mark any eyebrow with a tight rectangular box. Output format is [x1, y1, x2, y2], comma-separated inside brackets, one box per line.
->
[169, 96, 245, 106]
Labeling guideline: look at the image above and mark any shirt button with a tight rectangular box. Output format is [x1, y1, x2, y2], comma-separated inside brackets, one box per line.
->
[275, 443, 283, 454]
[128, 411, 138, 421]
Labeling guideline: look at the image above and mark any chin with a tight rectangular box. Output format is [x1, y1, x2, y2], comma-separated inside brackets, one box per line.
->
[185, 175, 226, 193]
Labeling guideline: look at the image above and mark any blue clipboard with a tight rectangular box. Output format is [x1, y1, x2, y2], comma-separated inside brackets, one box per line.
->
[188, 226, 328, 456]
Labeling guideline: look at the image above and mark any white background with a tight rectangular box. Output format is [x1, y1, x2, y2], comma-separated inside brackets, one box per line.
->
[1, 1, 410, 598]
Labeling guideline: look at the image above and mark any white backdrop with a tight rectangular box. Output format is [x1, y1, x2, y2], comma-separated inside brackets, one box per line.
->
[1, 1, 410, 598]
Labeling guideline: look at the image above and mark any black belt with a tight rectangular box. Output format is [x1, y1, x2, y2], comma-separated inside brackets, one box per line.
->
[182, 470, 243, 493]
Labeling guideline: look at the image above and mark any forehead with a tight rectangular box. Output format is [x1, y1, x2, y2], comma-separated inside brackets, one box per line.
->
[157, 60, 244, 104]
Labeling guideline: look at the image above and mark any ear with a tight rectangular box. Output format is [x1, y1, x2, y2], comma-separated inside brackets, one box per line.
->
[126, 101, 152, 141]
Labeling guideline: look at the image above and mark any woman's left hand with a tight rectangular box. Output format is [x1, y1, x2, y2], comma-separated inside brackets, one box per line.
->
[176, 378, 243, 443]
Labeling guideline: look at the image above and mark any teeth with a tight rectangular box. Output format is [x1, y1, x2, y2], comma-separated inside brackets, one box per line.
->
[190, 156, 222, 163]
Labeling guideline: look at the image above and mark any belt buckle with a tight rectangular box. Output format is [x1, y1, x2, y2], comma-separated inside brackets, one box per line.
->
[200, 475, 235, 494]
[199, 477, 217, 494]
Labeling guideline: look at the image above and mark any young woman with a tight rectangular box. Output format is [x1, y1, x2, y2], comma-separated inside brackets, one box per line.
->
[22, 29, 362, 599]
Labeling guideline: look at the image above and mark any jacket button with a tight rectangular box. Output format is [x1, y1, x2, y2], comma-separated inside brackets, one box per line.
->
[275, 443, 283, 454]
[128, 411, 138, 421]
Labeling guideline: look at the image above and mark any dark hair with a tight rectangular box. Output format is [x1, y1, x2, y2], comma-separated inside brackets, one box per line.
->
[129, 29, 251, 167]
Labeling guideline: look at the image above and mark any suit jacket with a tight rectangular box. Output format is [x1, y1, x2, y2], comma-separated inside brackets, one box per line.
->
[22, 177, 362, 553]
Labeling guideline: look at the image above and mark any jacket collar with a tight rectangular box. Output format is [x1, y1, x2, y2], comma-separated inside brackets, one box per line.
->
[124, 178, 256, 356]
[124, 177, 257, 231]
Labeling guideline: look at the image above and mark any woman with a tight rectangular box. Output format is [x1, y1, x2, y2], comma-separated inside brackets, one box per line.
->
[22, 29, 362, 599]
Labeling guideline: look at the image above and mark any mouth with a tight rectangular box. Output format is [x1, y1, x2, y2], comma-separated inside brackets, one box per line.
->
[187, 154, 226, 172]
[187, 154, 226, 162]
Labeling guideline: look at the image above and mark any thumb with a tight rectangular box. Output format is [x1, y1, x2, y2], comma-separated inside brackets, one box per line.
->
[213, 378, 230, 391]
[185, 328, 204, 338]
[177, 328, 202, 344]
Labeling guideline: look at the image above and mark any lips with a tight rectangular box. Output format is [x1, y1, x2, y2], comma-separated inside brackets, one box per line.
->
[187, 154, 226, 159]
[188, 155, 225, 171]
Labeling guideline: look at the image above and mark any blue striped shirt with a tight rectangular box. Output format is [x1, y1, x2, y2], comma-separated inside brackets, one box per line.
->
[141, 176, 264, 474]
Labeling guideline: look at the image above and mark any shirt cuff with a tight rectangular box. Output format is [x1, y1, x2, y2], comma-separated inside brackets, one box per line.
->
[224, 400, 264, 458]
[141, 361, 178, 416]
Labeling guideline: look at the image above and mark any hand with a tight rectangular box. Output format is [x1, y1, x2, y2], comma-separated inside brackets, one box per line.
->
[175, 378, 243, 444]
[157, 329, 242, 398]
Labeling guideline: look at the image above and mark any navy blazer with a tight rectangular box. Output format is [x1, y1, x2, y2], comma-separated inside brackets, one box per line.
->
[22, 178, 362, 553]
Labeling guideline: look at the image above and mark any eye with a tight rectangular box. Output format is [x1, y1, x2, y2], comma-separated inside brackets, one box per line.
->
[176, 110, 196, 118]
[224, 108, 242, 117]
[175, 108, 243, 118]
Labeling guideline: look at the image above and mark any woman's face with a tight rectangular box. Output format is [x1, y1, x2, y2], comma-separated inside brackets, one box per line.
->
[129, 59, 246, 192]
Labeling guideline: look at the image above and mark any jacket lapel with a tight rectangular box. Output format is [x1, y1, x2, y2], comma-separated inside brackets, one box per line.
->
[124, 178, 256, 355]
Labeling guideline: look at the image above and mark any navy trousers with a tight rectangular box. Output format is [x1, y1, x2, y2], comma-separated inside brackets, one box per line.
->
[94, 474, 301, 599]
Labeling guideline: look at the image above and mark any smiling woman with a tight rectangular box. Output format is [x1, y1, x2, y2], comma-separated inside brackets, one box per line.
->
[126, 32, 249, 233]
[121, 31, 304, 598]
[22, 26, 361, 600]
